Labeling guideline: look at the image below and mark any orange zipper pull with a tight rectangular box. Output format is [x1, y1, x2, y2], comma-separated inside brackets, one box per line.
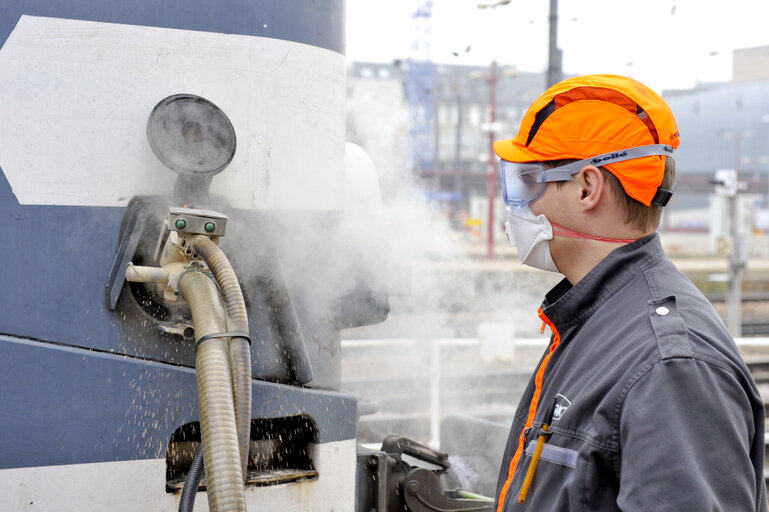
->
[540, 321, 546, 335]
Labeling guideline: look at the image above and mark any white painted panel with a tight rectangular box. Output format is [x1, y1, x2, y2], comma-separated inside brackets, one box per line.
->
[0, 16, 345, 210]
[0, 440, 356, 511]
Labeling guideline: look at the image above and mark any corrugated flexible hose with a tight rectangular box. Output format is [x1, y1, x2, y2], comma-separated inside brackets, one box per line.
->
[189, 235, 253, 480]
[179, 270, 246, 512]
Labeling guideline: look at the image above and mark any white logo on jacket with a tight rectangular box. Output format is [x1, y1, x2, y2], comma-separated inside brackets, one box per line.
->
[553, 394, 571, 421]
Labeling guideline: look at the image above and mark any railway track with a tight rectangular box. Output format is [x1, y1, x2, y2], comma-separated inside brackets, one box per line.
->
[746, 359, 769, 386]
[705, 293, 769, 335]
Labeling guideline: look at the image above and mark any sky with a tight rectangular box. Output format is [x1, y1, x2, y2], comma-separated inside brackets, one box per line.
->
[346, 0, 769, 93]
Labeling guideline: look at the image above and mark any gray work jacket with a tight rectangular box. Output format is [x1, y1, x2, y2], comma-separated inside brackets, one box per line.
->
[494, 233, 767, 511]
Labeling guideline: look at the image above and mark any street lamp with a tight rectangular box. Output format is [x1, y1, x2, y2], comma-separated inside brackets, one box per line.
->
[472, 63, 518, 259]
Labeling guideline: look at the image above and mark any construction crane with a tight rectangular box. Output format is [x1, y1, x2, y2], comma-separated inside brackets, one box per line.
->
[404, 1, 435, 172]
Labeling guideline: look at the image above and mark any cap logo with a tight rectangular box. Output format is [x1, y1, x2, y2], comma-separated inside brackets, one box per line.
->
[591, 151, 627, 165]
[669, 131, 680, 145]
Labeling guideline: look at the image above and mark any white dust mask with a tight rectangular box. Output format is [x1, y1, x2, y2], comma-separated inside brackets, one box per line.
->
[504, 206, 559, 273]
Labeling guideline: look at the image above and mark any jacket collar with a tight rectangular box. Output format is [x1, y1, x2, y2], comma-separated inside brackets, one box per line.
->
[540, 233, 665, 333]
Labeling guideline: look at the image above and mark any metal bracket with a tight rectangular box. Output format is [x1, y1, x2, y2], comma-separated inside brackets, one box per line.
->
[106, 200, 149, 310]
[167, 207, 228, 237]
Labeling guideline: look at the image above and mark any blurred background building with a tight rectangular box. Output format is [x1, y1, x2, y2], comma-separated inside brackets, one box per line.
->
[347, 45, 769, 244]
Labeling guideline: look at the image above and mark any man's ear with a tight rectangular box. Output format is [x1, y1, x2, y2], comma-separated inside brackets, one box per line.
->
[575, 165, 604, 210]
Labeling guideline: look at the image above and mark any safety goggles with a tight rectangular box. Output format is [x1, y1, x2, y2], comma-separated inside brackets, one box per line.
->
[499, 144, 675, 207]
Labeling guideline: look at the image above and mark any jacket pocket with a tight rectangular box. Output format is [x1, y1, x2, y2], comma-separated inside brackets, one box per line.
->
[503, 430, 584, 511]
[524, 440, 578, 468]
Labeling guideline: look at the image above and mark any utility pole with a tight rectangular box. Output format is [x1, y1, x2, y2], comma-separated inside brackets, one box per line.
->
[479, 0, 562, 88]
[546, 0, 562, 88]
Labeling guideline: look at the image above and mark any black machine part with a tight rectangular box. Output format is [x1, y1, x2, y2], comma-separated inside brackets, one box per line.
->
[404, 469, 493, 512]
[381, 436, 450, 471]
[357, 436, 493, 512]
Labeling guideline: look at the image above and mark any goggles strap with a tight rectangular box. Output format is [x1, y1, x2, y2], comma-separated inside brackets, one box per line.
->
[586, 143, 674, 167]
[551, 222, 637, 244]
[539, 144, 675, 184]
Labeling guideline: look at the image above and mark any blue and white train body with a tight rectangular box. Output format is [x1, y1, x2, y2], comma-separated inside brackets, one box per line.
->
[0, 2, 392, 510]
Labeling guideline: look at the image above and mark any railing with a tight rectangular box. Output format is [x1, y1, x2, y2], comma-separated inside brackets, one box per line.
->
[343, 336, 769, 448]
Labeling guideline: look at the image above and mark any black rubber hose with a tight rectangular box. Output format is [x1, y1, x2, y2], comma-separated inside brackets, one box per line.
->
[179, 445, 205, 512]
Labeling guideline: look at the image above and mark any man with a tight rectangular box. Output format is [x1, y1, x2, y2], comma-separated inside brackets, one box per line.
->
[492, 74, 766, 511]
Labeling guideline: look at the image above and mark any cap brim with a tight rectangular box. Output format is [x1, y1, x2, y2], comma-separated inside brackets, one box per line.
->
[493, 138, 543, 163]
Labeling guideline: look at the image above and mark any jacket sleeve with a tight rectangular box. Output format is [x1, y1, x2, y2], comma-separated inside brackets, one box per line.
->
[616, 356, 765, 511]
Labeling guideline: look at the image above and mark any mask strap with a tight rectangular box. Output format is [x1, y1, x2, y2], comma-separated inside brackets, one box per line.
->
[551, 222, 637, 244]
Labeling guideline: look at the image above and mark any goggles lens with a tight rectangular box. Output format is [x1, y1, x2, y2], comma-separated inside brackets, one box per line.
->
[499, 159, 546, 206]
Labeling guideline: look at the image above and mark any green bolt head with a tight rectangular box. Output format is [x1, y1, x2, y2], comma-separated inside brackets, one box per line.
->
[175, 219, 187, 230]
[204, 222, 215, 233]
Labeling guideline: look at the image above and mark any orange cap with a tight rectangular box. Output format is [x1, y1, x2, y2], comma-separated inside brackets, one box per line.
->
[493, 74, 680, 206]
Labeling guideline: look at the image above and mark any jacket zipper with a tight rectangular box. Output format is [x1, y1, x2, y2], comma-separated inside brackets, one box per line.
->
[496, 307, 561, 511]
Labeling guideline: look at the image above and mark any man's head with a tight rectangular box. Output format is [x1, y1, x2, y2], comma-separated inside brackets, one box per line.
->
[494, 75, 680, 281]
[494, 74, 680, 232]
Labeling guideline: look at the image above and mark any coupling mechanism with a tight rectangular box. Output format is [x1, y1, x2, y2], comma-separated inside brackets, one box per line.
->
[126, 207, 230, 303]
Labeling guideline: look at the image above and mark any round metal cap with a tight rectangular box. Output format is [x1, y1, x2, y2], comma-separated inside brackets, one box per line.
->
[147, 94, 236, 176]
